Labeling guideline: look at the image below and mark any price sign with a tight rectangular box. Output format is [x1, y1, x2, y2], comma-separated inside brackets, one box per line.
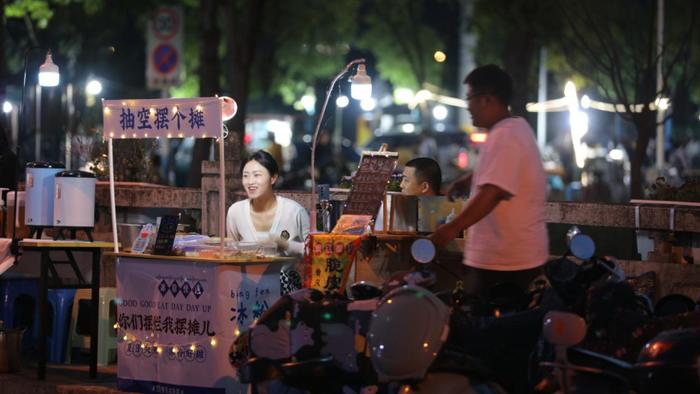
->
[343, 152, 398, 216]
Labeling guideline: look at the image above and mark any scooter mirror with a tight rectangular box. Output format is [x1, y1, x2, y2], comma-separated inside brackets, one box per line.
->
[569, 233, 595, 260]
[543, 311, 586, 347]
[411, 238, 436, 264]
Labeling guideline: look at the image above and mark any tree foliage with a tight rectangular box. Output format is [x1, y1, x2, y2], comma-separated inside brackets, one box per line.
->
[357, 0, 445, 91]
[554, 0, 699, 198]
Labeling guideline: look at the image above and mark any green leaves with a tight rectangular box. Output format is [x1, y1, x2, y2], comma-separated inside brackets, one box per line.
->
[5, 0, 55, 28]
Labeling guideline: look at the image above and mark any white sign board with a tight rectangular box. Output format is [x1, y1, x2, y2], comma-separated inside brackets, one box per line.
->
[102, 97, 222, 140]
[116, 256, 283, 394]
[146, 6, 183, 90]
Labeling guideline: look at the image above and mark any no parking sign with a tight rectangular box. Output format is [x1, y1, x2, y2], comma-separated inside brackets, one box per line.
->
[146, 6, 183, 90]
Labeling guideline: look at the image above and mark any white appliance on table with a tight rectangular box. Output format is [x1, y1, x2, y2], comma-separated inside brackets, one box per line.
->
[53, 170, 96, 228]
[25, 161, 65, 226]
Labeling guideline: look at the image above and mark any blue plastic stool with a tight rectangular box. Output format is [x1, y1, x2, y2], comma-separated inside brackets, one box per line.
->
[0, 278, 77, 362]
[0, 278, 40, 352]
[46, 289, 76, 363]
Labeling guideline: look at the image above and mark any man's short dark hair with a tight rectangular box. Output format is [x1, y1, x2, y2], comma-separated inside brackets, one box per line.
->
[463, 64, 513, 106]
[405, 157, 442, 195]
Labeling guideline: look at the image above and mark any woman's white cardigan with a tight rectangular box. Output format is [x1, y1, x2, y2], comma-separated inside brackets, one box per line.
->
[226, 196, 310, 256]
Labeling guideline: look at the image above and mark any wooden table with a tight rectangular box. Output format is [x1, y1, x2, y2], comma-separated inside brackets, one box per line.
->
[19, 240, 116, 380]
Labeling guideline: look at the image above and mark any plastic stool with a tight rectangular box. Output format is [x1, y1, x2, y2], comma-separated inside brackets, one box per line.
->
[0, 279, 76, 362]
[46, 289, 76, 363]
[0, 278, 39, 352]
[66, 288, 117, 365]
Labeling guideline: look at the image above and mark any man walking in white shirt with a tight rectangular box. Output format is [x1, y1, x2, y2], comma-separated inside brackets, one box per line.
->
[430, 64, 548, 297]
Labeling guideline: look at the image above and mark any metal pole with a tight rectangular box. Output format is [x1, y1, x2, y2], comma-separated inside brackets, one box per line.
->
[35, 84, 41, 161]
[108, 137, 118, 253]
[537, 47, 548, 151]
[458, 0, 476, 129]
[655, 0, 665, 170]
[310, 58, 365, 232]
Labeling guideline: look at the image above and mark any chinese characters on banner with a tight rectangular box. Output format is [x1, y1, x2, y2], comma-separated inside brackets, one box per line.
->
[343, 153, 398, 216]
[304, 234, 363, 292]
[102, 97, 222, 140]
[116, 256, 283, 394]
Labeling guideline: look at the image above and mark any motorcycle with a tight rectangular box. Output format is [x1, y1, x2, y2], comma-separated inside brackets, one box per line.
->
[539, 310, 700, 393]
[533, 228, 700, 393]
[230, 238, 508, 393]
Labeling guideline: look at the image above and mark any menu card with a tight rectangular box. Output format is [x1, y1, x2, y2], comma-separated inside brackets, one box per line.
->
[343, 151, 398, 217]
[153, 215, 179, 255]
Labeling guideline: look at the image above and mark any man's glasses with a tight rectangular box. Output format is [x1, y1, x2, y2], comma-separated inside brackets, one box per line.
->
[466, 92, 487, 101]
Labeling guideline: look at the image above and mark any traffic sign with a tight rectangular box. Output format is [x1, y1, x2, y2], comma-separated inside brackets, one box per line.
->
[153, 44, 178, 74]
[146, 6, 183, 90]
[151, 7, 180, 41]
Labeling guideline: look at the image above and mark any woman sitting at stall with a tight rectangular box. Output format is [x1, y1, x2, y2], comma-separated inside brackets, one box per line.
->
[226, 150, 310, 256]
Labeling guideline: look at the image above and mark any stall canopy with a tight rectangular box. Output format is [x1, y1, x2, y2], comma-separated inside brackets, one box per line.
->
[102, 97, 228, 253]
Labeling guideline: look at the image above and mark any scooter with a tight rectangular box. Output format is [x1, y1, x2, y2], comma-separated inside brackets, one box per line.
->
[533, 229, 700, 393]
[539, 310, 700, 394]
[230, 238, 507, 393]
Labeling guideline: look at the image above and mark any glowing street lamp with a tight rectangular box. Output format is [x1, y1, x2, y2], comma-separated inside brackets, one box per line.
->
[11, 48, 60, 255]
[86, 79, 103, 96]
[335, 95, 349, 108]
[38, 51, 60, 87]
[350, 64, 372, 100]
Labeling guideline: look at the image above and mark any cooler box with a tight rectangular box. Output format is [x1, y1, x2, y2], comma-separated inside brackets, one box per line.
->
[53, 171, 96, 228]
[25, 161, 65, 226]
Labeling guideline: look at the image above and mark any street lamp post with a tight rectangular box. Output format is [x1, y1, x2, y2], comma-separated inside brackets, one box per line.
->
[10, 48, 60, 255]
[309, 59, 371, 232]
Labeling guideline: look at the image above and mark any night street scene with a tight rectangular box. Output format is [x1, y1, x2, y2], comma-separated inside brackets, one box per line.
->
[2, 0, 700, 393]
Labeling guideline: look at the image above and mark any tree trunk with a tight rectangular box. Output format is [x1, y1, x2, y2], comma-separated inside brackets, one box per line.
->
[0, 0, 7, 144]
[629, 111, 655, 199]
[188, 0, 221, 187]
[224, 0, 267, 159]
[502, 29, 537, 118]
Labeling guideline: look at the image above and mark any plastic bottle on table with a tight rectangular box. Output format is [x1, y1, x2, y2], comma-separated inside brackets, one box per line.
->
[131, 223, 153, 253]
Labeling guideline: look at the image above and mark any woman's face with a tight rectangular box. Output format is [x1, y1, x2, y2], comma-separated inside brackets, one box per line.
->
[242, 159, 277, 199]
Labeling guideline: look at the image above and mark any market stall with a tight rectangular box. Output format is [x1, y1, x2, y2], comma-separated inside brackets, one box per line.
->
[112, 253, 295, 393]
[101, 96, 302, 393]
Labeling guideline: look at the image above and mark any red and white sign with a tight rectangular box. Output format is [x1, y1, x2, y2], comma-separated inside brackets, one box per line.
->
[146, 6, 183, 90]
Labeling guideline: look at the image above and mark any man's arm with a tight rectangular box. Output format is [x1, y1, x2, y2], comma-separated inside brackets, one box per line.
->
[430, 184, 510, 248]
[446, 171, 472, 201]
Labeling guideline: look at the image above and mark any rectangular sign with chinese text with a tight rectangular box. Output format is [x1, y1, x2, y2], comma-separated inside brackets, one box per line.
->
[102, 97, 221, 140]
[116, 256, 283, 394]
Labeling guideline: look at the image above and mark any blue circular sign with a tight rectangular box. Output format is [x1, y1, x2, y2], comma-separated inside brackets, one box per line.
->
[153, 44, 178, 74]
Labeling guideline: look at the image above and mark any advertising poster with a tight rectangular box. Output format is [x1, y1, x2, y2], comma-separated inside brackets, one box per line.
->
[116, 257, 282, 394]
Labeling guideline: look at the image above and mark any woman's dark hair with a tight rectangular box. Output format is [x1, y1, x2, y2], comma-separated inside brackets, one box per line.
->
[241, 150, 279, 177]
